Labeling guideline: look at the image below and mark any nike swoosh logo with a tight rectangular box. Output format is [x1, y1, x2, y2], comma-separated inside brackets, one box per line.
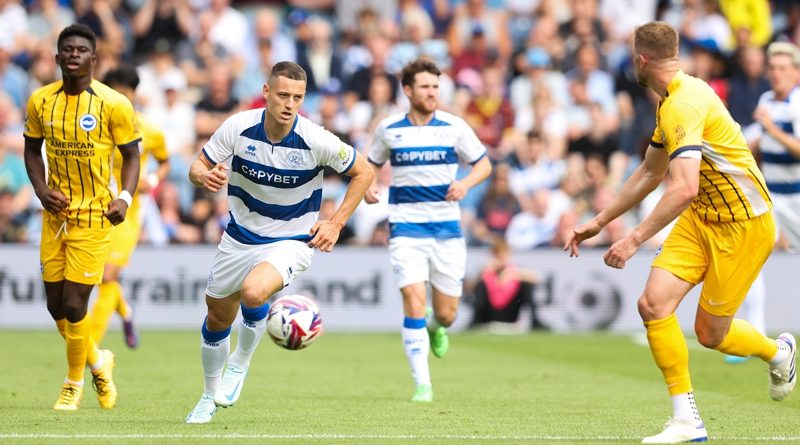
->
[225, 379, 242, 401]
[84, 271, 99, 277]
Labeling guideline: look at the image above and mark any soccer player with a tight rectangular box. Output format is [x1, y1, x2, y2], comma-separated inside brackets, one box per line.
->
[184, 62, 373, 424]
[89, 65, 171, 349]
[565, 22, 796, 443]
[365, 58, 492, 403]
[23, 24, 141, 411]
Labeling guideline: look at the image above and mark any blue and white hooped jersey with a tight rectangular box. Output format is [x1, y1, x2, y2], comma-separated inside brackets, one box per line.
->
[368, 110, 486, 239]
[202, 109, 356, 245]
[753, 87, 800, 195]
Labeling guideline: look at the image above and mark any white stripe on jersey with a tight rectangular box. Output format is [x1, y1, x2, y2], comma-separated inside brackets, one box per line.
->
[202, 109, 356, 244]
[369, 110, 486, 239]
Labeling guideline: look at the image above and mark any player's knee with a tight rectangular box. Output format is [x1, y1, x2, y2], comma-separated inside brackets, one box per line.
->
[46, 301, 64, 320]
[62, 299, 88, 323]
[206, 308, 234, 331]
[637, 293, 667, 321]
[694, 324, 724, 349]
[435, 307, 457, 327]
[240, 285, 268, 308]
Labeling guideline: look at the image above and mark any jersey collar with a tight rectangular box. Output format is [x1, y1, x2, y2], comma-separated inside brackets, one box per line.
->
[665, 70, 686, 98]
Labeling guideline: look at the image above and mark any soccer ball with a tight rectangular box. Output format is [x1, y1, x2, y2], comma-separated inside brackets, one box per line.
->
[266, 295, 322, 350]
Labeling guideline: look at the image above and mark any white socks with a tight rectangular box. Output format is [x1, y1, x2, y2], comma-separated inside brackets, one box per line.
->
[227, 318, 267, 369]
[402, 317, 430, 386]
[200, 319, 231, 397]
[671, 392, 702, 425]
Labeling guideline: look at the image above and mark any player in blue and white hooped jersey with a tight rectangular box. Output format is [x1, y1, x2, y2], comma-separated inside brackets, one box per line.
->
[365, 59, 492, 403]
[184, 62, 373, 423]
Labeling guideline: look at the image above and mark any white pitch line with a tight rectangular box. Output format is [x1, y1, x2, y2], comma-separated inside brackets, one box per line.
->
[2, 434, 800, 441]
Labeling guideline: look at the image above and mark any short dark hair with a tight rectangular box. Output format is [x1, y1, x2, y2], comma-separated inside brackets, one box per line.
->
[102, 64, 140, 90]
[58, 24, 97, 53]
[634, 21, 679, 61]
[400, 58, 441, 87]
[269, 61, 307, 84]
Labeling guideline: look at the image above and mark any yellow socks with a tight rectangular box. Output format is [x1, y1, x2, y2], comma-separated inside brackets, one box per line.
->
[714, 318, 778, 361]
[65, 316, 91, 383]
[644, 313, 692, 396]
[91, 281, 121, 344]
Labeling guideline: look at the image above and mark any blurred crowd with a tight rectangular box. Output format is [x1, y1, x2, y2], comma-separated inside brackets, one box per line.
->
[0, 0, 796, 249]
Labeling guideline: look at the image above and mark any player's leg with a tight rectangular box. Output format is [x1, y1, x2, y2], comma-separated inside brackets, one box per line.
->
[641, 212, 707, 443]
[390, 238, 434, 402]
[428, 237, 467, 359]
[186, 293, 239, 424]
[724, 273, 766, 364]
[701, 213, 795, 401]
[91, 263, 121, 346]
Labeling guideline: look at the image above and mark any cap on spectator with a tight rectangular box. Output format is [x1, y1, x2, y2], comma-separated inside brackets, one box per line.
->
[687, 38, 721, 55]
[526, 47, 550, 68]
[160, 71, 187, 92]
[288, 9, 310, 27]
[319, 79, 342, 96]
[471, 23, 485, 36]
[420, 39, 452, 70]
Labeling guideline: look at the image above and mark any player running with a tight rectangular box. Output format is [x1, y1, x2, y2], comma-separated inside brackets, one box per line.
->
[365, 58, 492, 403]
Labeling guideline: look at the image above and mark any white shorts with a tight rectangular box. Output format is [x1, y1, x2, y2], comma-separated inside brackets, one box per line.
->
[773, 193, 800, 249]
[205, 234, 314, 298]
[388, 237, 466, 297]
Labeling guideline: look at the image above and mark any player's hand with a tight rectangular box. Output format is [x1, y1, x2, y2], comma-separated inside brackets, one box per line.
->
[307, 220, 342, 252]
[563, 220, 602, 257]
[445, 180, 468, 201]
[364, 185, 381, 204]
[104, 199, 128, 226]
[603, 236, 640, 269]
[36, 187, 69, 214]
[202, 163, 229, 192]
[753, 106, 774, 131]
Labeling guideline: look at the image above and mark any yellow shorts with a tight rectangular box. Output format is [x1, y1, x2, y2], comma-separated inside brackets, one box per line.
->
[106, 214, 141, 267]
[652, 209, 775, 317]
[40, 213, 112, 285]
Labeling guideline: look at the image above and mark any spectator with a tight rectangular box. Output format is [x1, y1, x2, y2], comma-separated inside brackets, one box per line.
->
[720, 0, 772, 48]
[463, 65, 516, 159]
[469, 238, 539, 330]
[0, 38, 29, 110]
[447, 0, 511, 63]
[471, 162, 521, 246]
[728, 45, 770, 127]
[177, 9, 230, 90]
[344, 32, 398, 109]
[296, 16, 342, 94]
[0, 188, 26, 242]
[505, 188, 569, 250]
[195, 64, 238, 143]
[509, 130, 566, 198]
[155, 181, 202, 244]
[132, 0, 193, 64]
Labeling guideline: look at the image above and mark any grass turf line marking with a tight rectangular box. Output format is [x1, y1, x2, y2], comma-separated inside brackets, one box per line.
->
[3, 434, 800, 441]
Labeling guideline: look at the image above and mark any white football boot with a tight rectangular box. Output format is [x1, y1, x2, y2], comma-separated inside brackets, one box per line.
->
[642, 418, 708, 444]
[185, 394, 217, 424]
[769, 333, 797, 401]
[214, 364, 248, 408]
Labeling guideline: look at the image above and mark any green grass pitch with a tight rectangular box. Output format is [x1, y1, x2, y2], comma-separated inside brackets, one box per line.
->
[0, 330, 798, 444]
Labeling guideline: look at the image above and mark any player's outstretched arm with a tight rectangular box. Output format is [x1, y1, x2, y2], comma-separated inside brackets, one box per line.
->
[565, 145, 668, 257]
[309, 152, 374, 252]
[24, 136, 69, 215]
[364, 162, 383, 204]
[189, 154, 229, 193]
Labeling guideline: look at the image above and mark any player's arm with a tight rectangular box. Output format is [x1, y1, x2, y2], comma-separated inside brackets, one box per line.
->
[754, 106, 800, 157]
[189, 153, 229, 192]
[565, 144, 668, 257]
[23, 136, 68, 214]
[309, 151, 374, 252]
[105, 142, 141, 225]
[446, 155, 492, 201]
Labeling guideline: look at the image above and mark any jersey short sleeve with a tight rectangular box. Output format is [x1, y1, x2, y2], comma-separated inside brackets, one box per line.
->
[109, 96, 141, 147]
[202, 114, 239, 165]
[367, 121, 390, 166]
[307, 123, 357, 174]
[453, 117, 486, 164]
[658, 100, 705, 160]
[24, 93, 43, 139]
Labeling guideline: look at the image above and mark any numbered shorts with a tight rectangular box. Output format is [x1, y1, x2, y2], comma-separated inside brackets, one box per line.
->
[106, 212, 141, 267]
[388, 236, 466, 297]
[205, 234, 314, 298]
[652, 209, 775, 317]
[772, 192, 800, 249]
[40, 213, 112, 285]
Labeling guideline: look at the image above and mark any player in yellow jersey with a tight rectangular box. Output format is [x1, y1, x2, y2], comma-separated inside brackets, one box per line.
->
[89, 65, 170, 350]
[565, 22, 796, 443]
[23, 24, 141, 411]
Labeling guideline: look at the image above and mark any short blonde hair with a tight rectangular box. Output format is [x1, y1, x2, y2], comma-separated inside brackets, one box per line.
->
[634, 21, 679, 61]
[767, 41, 800, 67]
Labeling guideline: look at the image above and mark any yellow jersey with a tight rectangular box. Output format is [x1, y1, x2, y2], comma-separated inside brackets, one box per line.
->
[651, 71, 772, 222]
[112, 113, 169, 217]
[25, 79, 141, 228]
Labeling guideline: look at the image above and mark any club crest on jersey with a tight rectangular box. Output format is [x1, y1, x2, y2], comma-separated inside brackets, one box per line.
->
[79, 113, 97, 132]
[286, 150, 304, 167]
